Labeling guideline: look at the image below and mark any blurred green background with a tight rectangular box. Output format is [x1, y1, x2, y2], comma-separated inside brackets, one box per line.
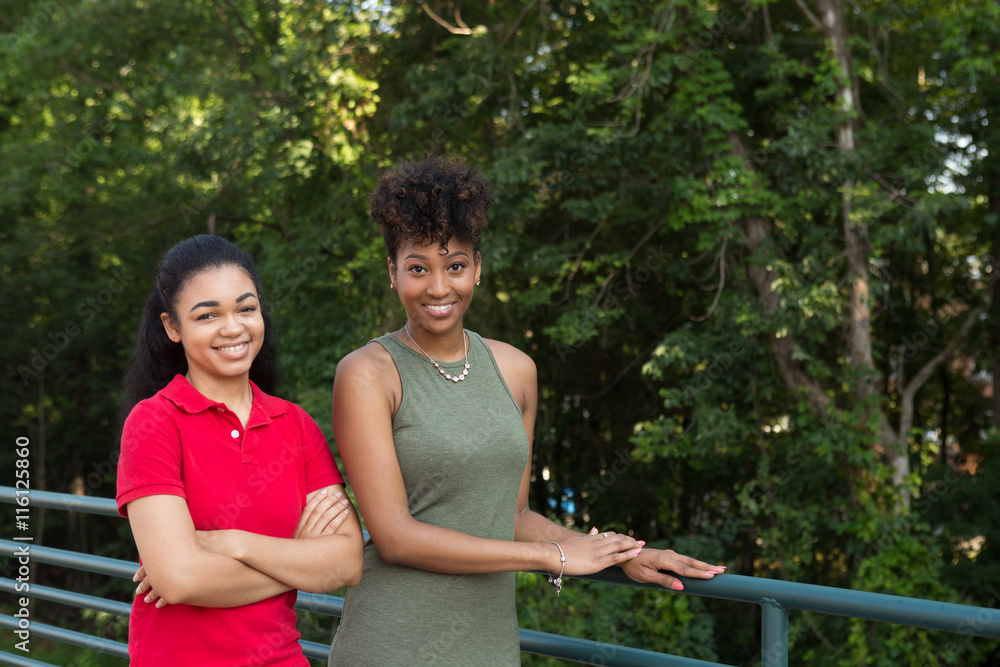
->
[3, 0, 1000, 664]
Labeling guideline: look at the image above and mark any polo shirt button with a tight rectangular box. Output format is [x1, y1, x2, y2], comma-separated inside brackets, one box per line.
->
[217, 408, 225, 412]
[231, 430, 240, 438]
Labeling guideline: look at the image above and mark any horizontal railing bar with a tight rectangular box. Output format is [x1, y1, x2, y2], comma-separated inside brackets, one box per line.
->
[301, 638, 330, 660]
[0, 572, 718, 667]
[0, 487, 120, 518]
[0, 612, 332, 663]
[0, 541, 136, 579]
[6, 487, 999, 661]
[298, 628, 734, 666]
[577, 568, 1000, 639]
[0, 616, 129, 658]
[297, 591, 345, 616]
[0, 650, 55, 667]
[518, 628, 736, 667]
[0, 571, 725, 667]
[0, 578, 132, 617]
[0, 543, 346, 617]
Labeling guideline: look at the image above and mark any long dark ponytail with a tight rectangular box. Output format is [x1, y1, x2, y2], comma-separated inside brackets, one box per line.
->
[119, 235, 279, 425]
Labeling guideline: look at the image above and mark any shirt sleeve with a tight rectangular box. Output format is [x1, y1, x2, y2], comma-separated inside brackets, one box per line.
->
[293, 404, 344, 494]
[116, 400, 187, 517]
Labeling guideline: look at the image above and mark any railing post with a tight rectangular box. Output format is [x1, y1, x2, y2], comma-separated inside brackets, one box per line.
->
[760, 597, 788, 667]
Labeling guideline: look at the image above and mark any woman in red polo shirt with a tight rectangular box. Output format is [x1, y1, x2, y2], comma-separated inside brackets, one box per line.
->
[116, 235, 363, 666]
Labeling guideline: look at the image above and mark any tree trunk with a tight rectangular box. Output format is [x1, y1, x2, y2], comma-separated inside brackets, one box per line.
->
[744, 214, 831, 416]
[732, 2, 991, 514]
[794, 0, 914, 505]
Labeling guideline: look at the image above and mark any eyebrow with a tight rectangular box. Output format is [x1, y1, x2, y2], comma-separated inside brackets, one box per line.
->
[189, 301, 219, 312]
[403, 250, 470, 261]
[188, 293, 257, 313]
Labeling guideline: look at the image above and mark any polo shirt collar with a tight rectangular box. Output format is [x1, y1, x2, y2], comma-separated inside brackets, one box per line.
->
[161, 375, 289, 422]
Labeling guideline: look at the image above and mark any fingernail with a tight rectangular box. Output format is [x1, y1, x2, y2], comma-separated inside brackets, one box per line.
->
[334, 491, 342, 499]
[632, 548, 642, 555]
[341, 498, 349, 505]
[590, 527, 598, 535]
[672, 580, 684, 591]
[319, 489, 327, 496]
[135, 585, 142, 594]
[637, 540, 646, 546]
[343, 509, 349, 515]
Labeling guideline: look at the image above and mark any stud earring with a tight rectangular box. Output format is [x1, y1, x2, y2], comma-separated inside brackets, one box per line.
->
[476, 279, 480, 286]
[390, 281, 395, 289]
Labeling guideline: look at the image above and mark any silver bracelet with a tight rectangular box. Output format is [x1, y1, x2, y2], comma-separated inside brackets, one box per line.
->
[547, 541, 566, 595]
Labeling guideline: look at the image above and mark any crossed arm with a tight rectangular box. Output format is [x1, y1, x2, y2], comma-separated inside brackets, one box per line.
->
[128, 484, 363, 608]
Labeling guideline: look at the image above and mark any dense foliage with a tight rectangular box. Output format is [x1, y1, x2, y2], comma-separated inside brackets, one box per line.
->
[2, 0, 999, 664]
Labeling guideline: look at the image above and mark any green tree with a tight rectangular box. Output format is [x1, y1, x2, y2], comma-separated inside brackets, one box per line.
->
[0, 1, 380, 657]
[3, 1, 999, 664]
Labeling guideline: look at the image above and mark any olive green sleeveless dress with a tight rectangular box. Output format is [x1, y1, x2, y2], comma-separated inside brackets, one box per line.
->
[329, 331, 530, 666]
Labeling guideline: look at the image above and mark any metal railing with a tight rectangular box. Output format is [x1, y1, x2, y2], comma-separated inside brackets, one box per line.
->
[2, 487, 999, 666]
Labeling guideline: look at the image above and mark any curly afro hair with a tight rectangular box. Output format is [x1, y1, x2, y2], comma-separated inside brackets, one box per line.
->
[370, 155, 494, 262]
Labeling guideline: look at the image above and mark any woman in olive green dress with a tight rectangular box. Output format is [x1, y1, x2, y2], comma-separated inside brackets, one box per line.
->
[329, 155, 725, 665]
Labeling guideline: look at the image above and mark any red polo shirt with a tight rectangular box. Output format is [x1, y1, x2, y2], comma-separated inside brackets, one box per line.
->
[117, 375, 343, 666]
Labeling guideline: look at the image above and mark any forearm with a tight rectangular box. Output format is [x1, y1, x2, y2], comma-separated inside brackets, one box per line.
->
[223, 532, 363, 593]
[150, 549, 292, 607]
[374, 515, 562, 575]
[514, 508, 580, 546]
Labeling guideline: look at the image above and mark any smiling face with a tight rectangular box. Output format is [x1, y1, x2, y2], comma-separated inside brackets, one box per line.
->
[160, 264, 265, 390]
[390, 237, 481, 344]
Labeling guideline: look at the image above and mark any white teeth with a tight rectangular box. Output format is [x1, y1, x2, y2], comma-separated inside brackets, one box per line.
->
[218, 343, 248, 352]
[427, 304, 450, 311]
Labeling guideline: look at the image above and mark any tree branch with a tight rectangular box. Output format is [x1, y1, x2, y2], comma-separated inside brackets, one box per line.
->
[420, 2, 473, 35]
[561, 219, 607, 292]
[728, 131, 832, 415]
[866, 168, 917, 208]
[745, 215, 832, 416]
[593, 217, 667, 305]
[453, 7, 471, 32]
[691, 234, 728, 322]
[899, 274, 999, 430]
[502, 0, 537, 46]
[793, 0, 824, 32]
[219, 0, 263, 49]
[609, 3, 675, 138]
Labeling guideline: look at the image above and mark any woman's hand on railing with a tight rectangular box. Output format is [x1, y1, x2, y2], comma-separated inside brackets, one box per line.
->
[556, 528, 644, 575]
[619, 547, 726, 591]
[132, 565, 168, 608]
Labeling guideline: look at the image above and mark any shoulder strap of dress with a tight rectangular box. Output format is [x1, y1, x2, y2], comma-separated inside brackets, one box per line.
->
[467, 331, 523, 416]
